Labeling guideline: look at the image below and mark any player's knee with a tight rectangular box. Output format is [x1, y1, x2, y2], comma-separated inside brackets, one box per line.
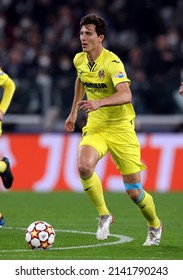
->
[124, 182, 144, 203]
[126, 189, 142, 202]
[78, 161, 94, 177]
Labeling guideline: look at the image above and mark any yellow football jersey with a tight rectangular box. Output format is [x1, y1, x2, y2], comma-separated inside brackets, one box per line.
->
[0, 68, 15, 113]
[0, 69, 9, 86]
[74, 48, 136, 130]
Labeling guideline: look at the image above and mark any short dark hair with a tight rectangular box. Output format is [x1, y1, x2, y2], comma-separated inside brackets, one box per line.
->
[80, 14, 108, 40]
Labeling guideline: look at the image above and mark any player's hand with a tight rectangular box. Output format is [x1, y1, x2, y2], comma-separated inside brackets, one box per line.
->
[179, 82, 183, 96]
[64, 113, 77, 132]
[77, 100, 100, 113]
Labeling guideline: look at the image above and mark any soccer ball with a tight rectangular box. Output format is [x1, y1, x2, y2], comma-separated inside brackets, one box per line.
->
[25, 221, 55, 249]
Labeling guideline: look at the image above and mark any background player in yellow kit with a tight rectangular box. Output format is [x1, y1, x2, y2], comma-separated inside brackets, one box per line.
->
[64, 14, 163, 246]
[0, 68, 15, 226]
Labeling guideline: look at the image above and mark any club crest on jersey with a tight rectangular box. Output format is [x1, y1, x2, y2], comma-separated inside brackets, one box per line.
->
[98, 70, 105, 78]
[114, 71, 126, 78]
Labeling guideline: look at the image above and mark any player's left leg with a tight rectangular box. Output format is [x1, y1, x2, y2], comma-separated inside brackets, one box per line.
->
[123, 173, 163, 246]
[0, 157, 13, 189]
[123, 173, 160, 227]
[109, 129, 163, 245]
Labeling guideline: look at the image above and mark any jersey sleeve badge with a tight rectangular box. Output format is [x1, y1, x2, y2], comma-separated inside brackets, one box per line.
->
[113, 71, 126, 78]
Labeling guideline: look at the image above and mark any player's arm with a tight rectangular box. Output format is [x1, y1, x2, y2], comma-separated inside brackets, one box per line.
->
[179, 82, 183, 96]
[78, 82, 132, 112]
[0, 76, 16, 121]
[64, 77, 85, 132]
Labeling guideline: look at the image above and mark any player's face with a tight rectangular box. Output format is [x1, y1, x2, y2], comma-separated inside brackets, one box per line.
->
[80, 24, 104, 53]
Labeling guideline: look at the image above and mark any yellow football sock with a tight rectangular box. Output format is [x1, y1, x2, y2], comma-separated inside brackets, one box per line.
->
[0, 161, 6, 173]
[136, 191, 160, 228]
[80, 172, 109, 216]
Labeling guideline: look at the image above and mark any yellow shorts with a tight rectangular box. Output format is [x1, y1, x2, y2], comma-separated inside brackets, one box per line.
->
[79, 126, 146, 175]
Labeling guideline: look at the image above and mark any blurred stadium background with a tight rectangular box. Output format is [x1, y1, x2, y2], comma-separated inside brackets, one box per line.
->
[0, 0, 183, 192]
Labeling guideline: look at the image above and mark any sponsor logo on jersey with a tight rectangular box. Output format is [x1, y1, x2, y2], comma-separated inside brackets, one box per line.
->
[112, 60, 120, 63]
[113, 71, 126, 78]
[98, 69, 105, 78]
[83, 82, 107, 89]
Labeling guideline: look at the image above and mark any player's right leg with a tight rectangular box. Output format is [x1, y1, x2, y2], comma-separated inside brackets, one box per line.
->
[78, 135, 113, 240]
[96, 214, 114, 240]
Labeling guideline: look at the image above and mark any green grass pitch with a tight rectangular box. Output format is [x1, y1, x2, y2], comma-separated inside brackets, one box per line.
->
[0, 191, 182, 260]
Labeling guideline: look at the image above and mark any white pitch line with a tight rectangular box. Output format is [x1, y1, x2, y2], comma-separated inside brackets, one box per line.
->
[0, 227, 133, 253]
